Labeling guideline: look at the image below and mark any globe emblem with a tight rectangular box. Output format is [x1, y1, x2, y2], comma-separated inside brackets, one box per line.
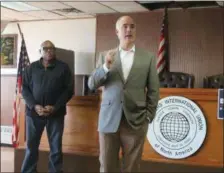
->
[160, 112, 190, 143]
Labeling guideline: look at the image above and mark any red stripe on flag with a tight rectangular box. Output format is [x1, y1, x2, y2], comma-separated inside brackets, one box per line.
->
[157, 57, 165, 69]
[158, 45, 165, 56]
[159, 35, 164, 42]
[156, 10, 167, 74]
[12, 99, 19, 147]
[18, 76, 22, 93]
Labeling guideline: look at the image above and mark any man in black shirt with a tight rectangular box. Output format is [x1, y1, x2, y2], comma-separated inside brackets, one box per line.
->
[21, 40, 74, 173]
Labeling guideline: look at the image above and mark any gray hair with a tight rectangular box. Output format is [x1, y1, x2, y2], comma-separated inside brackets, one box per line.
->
[115, 16, 135, 30]
[115, 16, 123, 30]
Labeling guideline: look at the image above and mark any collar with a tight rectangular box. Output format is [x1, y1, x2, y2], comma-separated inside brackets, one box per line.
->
[119, 45, 135, 52]
[39, 57, 57, 69]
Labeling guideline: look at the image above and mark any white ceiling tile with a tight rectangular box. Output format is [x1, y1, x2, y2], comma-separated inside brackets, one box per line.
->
[59, 0, 98, 1]
[24, 2, 72, 11]
[1, 8, 16, 21]
[1, 7, 39, 21]
[1, 14, 16, 21]
[22, 10, 67, 20]
[99, 1, 148, 12]
[54, 12, 94, 19]
[99, 1, 136, 7]
[66, 14, 95, 19]
[1, 0, 132, 2]
[136, 0, 167, 3]
[3, 0, 91, 1]
[53, 9, 94, 18]
[117, 6, 148, 13]
[1, 2, 40, 11]
[1, 16, 14, 21]
[63, 2, 116, 14]
[98, 0, 135, 1]
[2, 0, 62, 1]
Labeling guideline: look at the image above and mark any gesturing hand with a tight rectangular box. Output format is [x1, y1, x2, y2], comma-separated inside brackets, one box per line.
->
[105, 50, 116, 69]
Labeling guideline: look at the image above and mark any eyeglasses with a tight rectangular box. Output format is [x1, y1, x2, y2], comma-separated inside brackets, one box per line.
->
[42, 47, 55, 51]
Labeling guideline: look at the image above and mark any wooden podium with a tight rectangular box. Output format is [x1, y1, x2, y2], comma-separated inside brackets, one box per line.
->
[142, 88, 223, 167]
[17, 88, 223, 168]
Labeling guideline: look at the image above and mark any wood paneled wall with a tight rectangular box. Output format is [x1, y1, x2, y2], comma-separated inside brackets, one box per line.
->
[168, 8, 223, 87]
[96, 8, 224, 87]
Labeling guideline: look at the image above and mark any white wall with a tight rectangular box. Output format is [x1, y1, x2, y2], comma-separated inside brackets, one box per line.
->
[1, 18, 96, 75]
[1, 20, 10, 33]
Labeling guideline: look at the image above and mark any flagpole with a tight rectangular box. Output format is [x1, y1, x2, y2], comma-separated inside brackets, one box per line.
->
[164, 7, 170, 72]
[16, 23, 23, 78]
[17, 23, 24, 39]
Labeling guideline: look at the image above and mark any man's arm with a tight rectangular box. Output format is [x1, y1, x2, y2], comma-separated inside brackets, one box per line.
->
[53, 65, 74, 112]
[88, 53, 110, 91]
[22, 66, 36, 110]
[146, 54, 160, 122]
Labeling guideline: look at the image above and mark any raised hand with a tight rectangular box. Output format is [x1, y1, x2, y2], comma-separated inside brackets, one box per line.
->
[105, 50, 116, 69]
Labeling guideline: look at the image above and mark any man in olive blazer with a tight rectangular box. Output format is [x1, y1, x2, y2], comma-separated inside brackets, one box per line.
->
[88, 16, 159, 172]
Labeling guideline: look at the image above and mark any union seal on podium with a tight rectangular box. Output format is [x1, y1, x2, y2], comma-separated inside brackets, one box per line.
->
[147, 96, 207, 159]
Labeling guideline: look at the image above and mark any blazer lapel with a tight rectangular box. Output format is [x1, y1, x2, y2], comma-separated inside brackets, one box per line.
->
[112, 48, 125, 83]
[124, 48, 139, 85]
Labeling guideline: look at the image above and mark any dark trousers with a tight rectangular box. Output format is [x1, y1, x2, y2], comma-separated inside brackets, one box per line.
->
[21, 115, 64, 173]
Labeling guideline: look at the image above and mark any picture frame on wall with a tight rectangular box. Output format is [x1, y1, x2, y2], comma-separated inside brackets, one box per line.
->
[1, 34, 18, 68]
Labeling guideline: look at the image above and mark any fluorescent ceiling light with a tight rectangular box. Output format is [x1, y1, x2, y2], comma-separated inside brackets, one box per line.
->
[1, 2, 40, 11]
[25, 2, 72, 11]
[63, 2, 116, 14]
[1, 7, 39, 21]
[99, 1, 148, 12]
[98, 0, 135, 1]
[137, 0, 170, 3]
[22, 10, 66, 20]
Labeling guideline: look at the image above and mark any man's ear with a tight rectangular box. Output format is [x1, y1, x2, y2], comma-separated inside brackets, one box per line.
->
[115, 29, 118, 36]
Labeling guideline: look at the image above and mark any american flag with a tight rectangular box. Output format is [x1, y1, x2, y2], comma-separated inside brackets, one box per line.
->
[157, 9, 168, 74]
[12, 36, 30, 148]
